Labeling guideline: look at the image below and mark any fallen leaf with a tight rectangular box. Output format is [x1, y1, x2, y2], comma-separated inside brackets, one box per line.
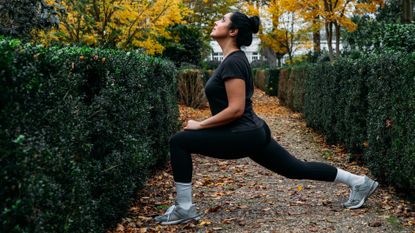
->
[207, 205, 222, 213]
[222, 218, 236, 224]
[368, 221, 382, 227]
[199, 220, 212, 226]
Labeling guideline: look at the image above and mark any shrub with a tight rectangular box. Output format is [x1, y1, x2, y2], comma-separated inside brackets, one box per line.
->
[366, 52, 415, 190]
[294, 52, 415, 191]
[344, 22, 415, 53]
[265, 68, 280, 96]
[304, 57, 368, 151]
[382, 24, 415, 52]
[177, 68, 207, 109]
[160, 24, 205, 67]
[0, 38, 179, 232]
[253, 69, 267, 90]
[278, 68, 290, 106]
[253, 68, 280, 96]
[200, 60, 220, 70]
[250, 59, 268, 69]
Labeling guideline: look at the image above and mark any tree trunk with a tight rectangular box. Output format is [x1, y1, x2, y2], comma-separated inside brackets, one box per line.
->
[262, 46, 277, 68]
[335, 23, 341, 56]
[277, 56, 282, 67]
[313, 17, 321, 55]
[325, 22, 334, 61]
[401, 0, 413, 23]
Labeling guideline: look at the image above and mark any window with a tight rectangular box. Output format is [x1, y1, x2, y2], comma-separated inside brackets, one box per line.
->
[213, 52, 223, 61]
[252, 52, 259, 61]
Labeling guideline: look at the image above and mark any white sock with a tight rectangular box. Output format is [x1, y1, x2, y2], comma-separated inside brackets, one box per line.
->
[175, 182, 192, 210]
[334, 168, 365, 187]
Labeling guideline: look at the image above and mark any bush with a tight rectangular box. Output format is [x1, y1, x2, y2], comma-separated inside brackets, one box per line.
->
[278, 65, 306, 113]
[200, 60, 220, 70]
[366, 52, 415, 190]
[344, 22, 415, 53]
[0, 38, 179, 232]
[253, 68, 280, 96]
[304, 57, 369, 151]
[265, 68, 280, 96]
[159, 24, 205, 67]
[250, 59, 269, 69]
[253, 68, 267, 90]
[286, 52, 415, 191]
[382, 24, 415, 52]
[177, 68, 207, 109]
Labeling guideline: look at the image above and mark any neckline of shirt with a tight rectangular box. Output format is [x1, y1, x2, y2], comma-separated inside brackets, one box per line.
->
[222, 50, 242, 63]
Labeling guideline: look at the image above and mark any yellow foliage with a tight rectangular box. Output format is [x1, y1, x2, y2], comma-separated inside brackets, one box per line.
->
[260, 0, 384, 58]
[243, 2, 259, 16]
[35, 0, 189, 55]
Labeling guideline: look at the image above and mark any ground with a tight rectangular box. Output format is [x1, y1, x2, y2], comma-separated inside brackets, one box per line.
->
[108, 88, 415, 233]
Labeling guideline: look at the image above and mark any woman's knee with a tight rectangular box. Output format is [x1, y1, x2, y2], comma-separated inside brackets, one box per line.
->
[169, 131, 190, 147]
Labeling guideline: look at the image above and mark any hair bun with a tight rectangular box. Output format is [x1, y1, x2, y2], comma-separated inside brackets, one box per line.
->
[249, 16, 260, 34]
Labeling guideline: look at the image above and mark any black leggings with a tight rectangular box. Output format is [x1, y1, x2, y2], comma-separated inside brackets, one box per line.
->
[169, 122, 337, 183]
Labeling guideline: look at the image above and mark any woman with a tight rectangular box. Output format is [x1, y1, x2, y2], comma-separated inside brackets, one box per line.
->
[154, 12, 378, 225]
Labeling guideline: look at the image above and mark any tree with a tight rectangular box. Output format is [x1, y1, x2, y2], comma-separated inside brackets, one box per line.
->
[377, 0, 401, 23]
[0, 0, 59, 39]
[258, 0, 312, 64]
[280, 0, 384, 60]
[34, 0, 189, 55]
[159, 24, 206, 66]
[319, 0, 384, 60]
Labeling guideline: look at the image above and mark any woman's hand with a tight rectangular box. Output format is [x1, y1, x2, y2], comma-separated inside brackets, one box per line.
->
[184, 119, 203, 130]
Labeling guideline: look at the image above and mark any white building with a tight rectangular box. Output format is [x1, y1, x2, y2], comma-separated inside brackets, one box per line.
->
[207, 34, 262, 63]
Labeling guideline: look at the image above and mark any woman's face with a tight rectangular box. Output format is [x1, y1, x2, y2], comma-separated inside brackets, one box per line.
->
[210, 13, 233, 39]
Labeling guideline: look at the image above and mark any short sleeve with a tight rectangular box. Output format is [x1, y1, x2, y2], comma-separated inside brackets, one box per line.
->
[220, 57, 247, 81]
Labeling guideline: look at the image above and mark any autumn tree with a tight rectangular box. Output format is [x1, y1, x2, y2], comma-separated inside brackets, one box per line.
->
[34, 0, 189, 55]
[257, 0, 385, 61]
[317, 0, 384, 60]
[257, 0, 312, 65]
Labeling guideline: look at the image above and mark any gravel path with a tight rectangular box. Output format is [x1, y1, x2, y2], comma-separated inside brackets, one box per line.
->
[109, 89, 415, 233]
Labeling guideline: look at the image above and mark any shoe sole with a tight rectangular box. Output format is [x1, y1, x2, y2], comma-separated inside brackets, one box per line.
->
[160, 214, 202, 225]
[345, 181, 379, 209]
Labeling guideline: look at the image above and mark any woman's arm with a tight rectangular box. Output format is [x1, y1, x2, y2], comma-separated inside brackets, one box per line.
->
[184, 78, 245, 130]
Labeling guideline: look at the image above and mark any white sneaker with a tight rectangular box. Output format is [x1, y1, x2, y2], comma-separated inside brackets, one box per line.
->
[343, 176, 379, 209]
[154, 203, 202, 225]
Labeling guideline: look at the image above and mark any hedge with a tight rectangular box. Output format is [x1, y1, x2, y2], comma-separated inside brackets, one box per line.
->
[177, 68, 207, 108]
[278, 65, 307, 113]
[366, 52, 415, 190]
[253, 68, 280, 96]
[0, 38, 179, 232]
[279, 52, 415, 191]
[304, 57, 368, 152]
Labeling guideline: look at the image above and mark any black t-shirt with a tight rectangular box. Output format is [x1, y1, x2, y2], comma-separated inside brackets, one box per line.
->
[205, 50, 263, 132]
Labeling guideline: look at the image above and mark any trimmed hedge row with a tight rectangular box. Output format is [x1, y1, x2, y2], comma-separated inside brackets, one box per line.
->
[0, 38, 179, 232]
[280, 52, 415, 191]
[278, 65, 307, 113]
[304, 57, 369, 152]
[177, 68, 207, 109]
[253, 68, 280, 96]
[366, 53, 415, 189]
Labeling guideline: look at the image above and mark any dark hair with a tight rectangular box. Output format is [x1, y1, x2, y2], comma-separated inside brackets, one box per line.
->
[229, 12, 260, 48]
